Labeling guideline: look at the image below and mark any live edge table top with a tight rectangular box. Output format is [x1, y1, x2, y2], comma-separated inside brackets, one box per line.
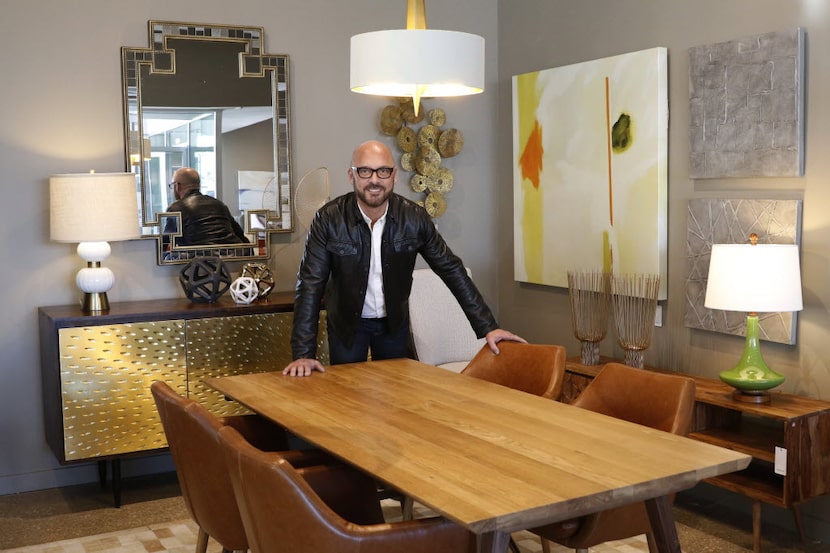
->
[206, 358, 750, 548]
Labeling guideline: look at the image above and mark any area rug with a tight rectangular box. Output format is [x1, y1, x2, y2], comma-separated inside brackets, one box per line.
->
[2, 500, 750, 553]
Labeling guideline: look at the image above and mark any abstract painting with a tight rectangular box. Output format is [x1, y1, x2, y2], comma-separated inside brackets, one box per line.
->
[688, 28, 805, 178]
[685, 198, 802, 344]
[512, 48, 668, 299]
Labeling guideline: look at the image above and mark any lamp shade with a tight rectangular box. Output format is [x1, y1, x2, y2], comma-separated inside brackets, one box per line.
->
[350, 29, 485, 99]
[704, 243, 803, 313]
[50, 172, 139, 243]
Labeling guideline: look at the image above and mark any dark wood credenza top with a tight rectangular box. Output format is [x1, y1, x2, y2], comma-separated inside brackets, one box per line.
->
[565, 356, 830, 420]
[38, 291, 298, 328]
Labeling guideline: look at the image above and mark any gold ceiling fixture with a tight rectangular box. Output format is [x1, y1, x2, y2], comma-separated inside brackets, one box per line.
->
[350, 0, 485, 115]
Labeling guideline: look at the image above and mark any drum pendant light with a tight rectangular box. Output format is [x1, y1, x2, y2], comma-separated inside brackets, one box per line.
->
[350, 0, 485, 115]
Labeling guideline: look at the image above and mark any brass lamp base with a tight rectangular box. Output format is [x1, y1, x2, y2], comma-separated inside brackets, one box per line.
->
[82, 291, 110, 313]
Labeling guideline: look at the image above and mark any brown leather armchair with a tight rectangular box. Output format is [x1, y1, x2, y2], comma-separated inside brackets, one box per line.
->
[150, 380, 332, 553]
[218, 424, 476, 553]
[530, 362, 696, 553]
[461, 342, 567, 400]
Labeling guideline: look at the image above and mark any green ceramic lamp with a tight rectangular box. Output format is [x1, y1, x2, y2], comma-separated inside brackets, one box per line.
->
[704, 234, 803, 404]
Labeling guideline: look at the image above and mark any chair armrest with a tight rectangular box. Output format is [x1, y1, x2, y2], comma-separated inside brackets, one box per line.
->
[298, 463, 384, 525]
[343, 517, 475, 553]
[222, 414, 290, 451]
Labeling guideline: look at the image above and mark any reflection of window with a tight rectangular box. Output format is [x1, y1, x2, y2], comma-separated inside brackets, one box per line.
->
[144, 110, 218, 215]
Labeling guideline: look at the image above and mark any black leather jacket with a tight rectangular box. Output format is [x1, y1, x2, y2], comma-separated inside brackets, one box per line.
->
[291, 192, 498, 360]
[165, 190, 249, 246]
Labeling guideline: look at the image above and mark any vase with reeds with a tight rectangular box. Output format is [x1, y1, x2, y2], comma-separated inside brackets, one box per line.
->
[610, 273, 660, 368]
[567, 270, 610, 365]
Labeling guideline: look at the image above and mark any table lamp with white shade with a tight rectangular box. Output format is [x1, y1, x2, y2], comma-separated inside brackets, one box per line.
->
[50, 172, 139, 313]
[704, 233, 803, 404]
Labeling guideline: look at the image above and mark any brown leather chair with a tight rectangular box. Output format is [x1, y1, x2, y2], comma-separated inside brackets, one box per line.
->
[461, 342, 567, 400]
[218, 424, 476, 553]
[530, 362, 696, 553]
[151, 380, 330, 553]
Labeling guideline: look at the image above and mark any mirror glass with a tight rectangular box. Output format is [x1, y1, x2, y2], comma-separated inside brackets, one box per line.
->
[121, 21, 293, 264]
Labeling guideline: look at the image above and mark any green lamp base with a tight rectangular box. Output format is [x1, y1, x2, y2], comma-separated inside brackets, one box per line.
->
[719, 314, 785, 405]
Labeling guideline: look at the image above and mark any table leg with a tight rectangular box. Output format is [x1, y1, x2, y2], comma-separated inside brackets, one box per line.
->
[478, 530, 511, 553]
[644, 495, 682, 553]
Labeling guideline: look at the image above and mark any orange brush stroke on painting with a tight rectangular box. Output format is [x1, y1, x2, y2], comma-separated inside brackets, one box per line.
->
[520, 119, 544, 189]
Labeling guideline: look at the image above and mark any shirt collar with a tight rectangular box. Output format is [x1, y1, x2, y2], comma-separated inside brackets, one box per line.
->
[357, 202, 389, 226]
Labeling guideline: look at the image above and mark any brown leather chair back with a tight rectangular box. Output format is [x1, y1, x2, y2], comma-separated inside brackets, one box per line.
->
[532, 362, 696, 552]
[572, 362, 696, 435]
[218, 425, 475, 553]
[151, 380, 288, 552]
[461, 342, 567, 399]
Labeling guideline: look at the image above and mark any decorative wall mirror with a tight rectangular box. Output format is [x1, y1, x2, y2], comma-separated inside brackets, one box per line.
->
[121, 21, 293, 265]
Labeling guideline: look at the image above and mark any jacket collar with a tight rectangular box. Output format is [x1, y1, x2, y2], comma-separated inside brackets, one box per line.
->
[344, 192, 400, 227]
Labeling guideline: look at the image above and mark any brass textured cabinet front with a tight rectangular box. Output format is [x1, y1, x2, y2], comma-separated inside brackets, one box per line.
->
[40, 296, 323, 464]
[189, 312, 328, 416]
[58, 321, 187, 460]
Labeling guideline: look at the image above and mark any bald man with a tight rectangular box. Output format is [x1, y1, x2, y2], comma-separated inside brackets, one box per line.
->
[284, 140, 524, 376]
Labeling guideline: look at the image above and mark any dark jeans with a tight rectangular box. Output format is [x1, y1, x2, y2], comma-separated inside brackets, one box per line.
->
[328, 317, 412, 365]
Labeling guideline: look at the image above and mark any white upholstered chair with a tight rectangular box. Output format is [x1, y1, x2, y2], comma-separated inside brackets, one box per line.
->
[409, 268, 486, 372]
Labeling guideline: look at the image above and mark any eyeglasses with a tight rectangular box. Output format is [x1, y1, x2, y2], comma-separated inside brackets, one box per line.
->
[352, 166, 394, 179]
[168, 181, 177, 189]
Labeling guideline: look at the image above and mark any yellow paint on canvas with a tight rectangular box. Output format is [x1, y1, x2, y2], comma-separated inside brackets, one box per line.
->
[515, 71, 544, 282]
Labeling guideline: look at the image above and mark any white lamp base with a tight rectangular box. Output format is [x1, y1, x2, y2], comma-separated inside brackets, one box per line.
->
[76, 241, 114, 313]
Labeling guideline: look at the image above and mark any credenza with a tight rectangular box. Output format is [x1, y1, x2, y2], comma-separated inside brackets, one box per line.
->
[564, 358, 830, 553]
[38, 294, 328, 505]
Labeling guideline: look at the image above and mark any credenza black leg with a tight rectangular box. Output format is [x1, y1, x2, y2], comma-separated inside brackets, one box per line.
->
[112, 459, 122, 508]
[97, 459, 123, 507]
[97, 460, 107, 488]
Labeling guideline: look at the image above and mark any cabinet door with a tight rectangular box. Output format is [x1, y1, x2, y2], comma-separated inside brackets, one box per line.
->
[187, 312, 329, 416]
[57, 320, 187, 460]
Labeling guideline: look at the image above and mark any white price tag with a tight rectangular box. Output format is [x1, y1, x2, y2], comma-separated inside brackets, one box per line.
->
[774, 446, 787, 476]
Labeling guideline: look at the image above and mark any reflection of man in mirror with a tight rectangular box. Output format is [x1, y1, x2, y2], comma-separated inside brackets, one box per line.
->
[164, 167, 250, 246]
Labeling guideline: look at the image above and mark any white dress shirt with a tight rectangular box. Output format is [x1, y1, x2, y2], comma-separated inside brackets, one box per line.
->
[358, 204, 388, 318]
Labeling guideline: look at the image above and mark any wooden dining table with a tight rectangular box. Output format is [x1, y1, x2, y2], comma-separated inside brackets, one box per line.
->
[204, 358, 750, 553]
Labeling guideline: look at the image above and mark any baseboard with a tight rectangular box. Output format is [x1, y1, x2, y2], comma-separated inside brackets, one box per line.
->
[0, 453, 175, 495]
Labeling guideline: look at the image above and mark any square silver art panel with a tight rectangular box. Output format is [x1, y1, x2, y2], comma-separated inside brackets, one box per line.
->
[688, 28, 805, 178]
[685, 198, 802, 344]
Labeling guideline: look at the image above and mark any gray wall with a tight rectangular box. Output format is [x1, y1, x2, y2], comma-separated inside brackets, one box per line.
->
[0, 0, 498, 493]
[498, 0, 830, 541]
[2, 0, 829, 542]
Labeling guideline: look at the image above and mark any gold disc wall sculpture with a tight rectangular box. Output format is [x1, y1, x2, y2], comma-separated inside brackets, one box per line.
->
[379, 98, 464, 218]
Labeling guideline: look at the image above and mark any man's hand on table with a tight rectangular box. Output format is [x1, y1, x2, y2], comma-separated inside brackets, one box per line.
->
[282, 358, 326, 377]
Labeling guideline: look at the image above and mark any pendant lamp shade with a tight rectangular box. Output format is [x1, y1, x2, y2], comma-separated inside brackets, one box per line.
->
[349, 0, 485, 115]
[350, 29, 484, 100]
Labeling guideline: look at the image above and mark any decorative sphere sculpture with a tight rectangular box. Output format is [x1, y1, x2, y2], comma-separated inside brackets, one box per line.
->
[230, 276, 259, 304]
[179, 256, 231, 303]
[241, 262, 275, 298]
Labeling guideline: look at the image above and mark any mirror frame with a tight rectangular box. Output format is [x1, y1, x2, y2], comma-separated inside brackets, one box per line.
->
[121, 20, 293, 265]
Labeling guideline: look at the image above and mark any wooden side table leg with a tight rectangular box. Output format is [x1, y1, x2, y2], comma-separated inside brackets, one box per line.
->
[752, 500, 761, 553]
[644, 496, 682, 553]
[792, 503, 806, 543]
